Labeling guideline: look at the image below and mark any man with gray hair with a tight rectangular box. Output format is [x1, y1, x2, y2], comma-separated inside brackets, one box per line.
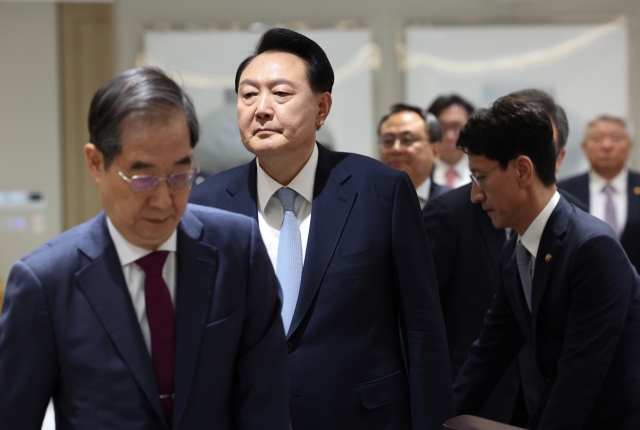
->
[0, 66, 290, 430]
[558, 114, 640, 271]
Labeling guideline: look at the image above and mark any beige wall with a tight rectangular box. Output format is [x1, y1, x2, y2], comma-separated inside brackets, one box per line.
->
[0, 3, 61, 282]
[115, 0, 640, 167]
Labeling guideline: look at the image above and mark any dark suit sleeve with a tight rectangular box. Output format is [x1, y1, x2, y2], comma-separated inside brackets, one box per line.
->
[233, 219, 290, 429]
[453, 257, 526, 415]
[423, 197, 458, 300]
[391, 173, 455, 429]
[0, 260, 57, 429]
[538, 235, 636, 430]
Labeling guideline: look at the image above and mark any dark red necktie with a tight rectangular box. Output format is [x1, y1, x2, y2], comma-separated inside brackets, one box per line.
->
[136, 251, 175, 427]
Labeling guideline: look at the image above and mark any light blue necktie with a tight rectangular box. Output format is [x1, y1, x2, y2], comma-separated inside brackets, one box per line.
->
[275, 188, 303, 334]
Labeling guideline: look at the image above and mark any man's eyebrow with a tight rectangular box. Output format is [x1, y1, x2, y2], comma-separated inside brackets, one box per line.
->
[238, 78, 258, 88]
[129, 156, 192, 170]
[130, 161, 154, 170]
[174, 156, 192, 166]
[238, 78, 295, 88]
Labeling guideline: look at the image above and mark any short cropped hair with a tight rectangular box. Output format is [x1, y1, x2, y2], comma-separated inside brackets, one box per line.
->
[377, 103, 442, 143]
[585, 114, 635, 141]
[457, 96, 556, 186]
[88, 66, 199, 166]
[427, 94, 474, 118]
[234, 28, 334, 95]
[508, 89, 569, 152]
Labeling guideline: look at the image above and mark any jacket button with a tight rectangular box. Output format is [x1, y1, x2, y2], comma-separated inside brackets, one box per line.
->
[507, 384, 516, 393]
[287, 342, 293, 353]
[544, 374, 553, 382]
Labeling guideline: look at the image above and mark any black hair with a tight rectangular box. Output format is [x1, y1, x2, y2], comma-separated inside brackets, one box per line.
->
[88, 66, 199, 166]
[377, 103, 442, 143]
[457, 96, 556, 186]
[427, 94, 474, 118]
[508, 88, 569, 152]
[234, 28, 334, 95]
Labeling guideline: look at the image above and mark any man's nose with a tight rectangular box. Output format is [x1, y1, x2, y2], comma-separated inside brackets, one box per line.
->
[149, 181, 173, 210]
[470, 181, 485, 204]
[256, 92, 273, 119]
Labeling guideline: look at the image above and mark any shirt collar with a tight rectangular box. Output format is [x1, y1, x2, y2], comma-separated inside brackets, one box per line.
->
[256, 143, 318, 213]
[106, 217, 177, 267]
[518, 191, 560, 259]
[415, 177, 431, 205]
[450, 154, 469, 175]
[589, 168, 628, 194]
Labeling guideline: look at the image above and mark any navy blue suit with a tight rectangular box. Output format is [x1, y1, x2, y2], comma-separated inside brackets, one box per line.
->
[453, 196, 640, 429]
[189, 143, 454, 430]
[0, 205, 289, 430]
[558, 171, 640, 271]
[424, 184, 588, 424]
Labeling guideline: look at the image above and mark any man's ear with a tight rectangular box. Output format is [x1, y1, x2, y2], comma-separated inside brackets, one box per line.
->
[431, 141, 444, 160]
[555, 148, 567, 174]
[84, 143, 105, 184]
[515, 155, 534, 188]
[315, 92, 332, 128]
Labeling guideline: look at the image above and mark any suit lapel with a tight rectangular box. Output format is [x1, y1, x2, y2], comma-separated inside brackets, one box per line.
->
[75, 214, 166, 427]
[172, 210, 218, 430]
[624, 172, 640, 236]
[288, 145, 357, 338]
[529, 198, 570, 348]
[220, 160, 259, 221]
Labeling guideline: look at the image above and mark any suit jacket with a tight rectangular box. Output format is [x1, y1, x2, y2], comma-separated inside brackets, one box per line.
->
[189, 143, 455, 430]
[421, 181, 450, 216]
[558, 171, 640, 271]
[453, 196, 640, 430]
[0, 205, 289, 430]
[424, 185, 590, 423]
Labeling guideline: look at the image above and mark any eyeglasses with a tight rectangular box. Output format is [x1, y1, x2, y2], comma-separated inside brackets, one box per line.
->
[112, 160, 200, 192]
[440, 123, 464, 135]
[469, 164, 500, 190]
[378, 133, 426, 149]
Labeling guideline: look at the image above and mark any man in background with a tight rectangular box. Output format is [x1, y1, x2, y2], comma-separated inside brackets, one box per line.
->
[190, 28, 454, 430]
[0, 66, 289, 430]
[558, 115, 640, 271]
[454, 96, 640, 430]
[424, 89, 585, 426]
[428, 94, 474, 188]
[378, 103, 450, 210]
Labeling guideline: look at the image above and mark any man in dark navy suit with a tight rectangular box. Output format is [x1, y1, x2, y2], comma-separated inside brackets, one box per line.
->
[558, 114, 640, 271]
[424, 89, 585, 426]
[190, 28, 454, 430]
[453, 96, 640, 429]
[0, 67, 289, 429]
[378, 103, 450, 211]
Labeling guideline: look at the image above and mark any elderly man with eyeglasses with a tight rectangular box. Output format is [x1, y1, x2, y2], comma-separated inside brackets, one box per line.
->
[0, 66, 290, 430]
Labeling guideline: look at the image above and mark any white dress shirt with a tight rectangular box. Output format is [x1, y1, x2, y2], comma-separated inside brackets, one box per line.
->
[256, 144, 318, 271]
[588, 169, 628, 233]
[433, 155, 471, 189]
[106, 217, 177, 355]
[415, 178, 432, 209]
[518, 191, 560, 278]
